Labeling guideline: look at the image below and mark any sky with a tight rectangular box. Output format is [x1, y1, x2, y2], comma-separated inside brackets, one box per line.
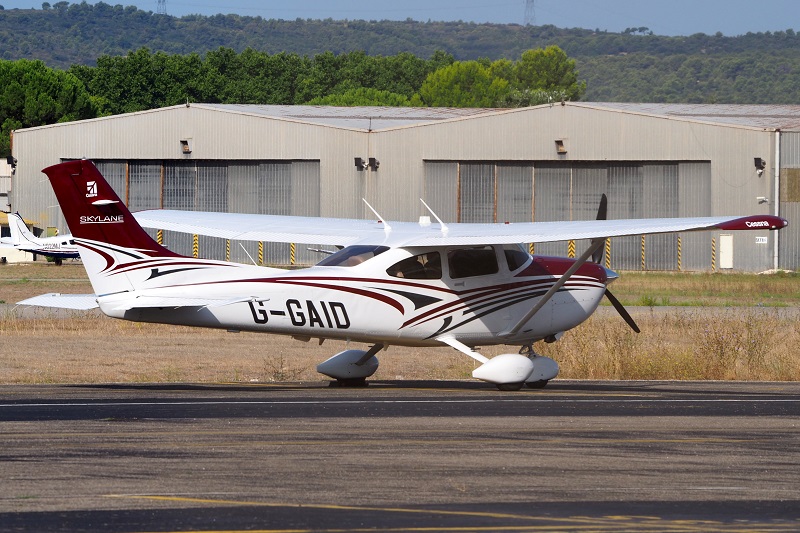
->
[2, 0, 798, 36]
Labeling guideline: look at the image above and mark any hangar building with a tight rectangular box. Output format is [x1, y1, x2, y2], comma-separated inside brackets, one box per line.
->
[8, 102, 800, 271]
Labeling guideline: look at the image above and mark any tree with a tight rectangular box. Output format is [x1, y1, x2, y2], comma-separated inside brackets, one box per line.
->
[417, 61, 509, 107]
[512, 45, 586, 102]
[304, 87, 410, 106]
[0, 59, 97, 156]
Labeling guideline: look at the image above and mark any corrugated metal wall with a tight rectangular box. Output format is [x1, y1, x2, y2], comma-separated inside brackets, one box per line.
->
[780, 132, 800, 270]
[94, 159, 321, 264]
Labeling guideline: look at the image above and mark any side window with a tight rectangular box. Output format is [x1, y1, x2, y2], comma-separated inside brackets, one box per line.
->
[317, 245, 389, 267]
[387, 252, 442, 280]
[503, 244, 530, 272]
[447, 246, 499, 279]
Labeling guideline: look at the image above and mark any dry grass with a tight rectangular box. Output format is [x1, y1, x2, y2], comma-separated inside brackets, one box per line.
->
[1, 262, 798, 383]
[0, 314, 478, 384]
[538, 309, 800, 381]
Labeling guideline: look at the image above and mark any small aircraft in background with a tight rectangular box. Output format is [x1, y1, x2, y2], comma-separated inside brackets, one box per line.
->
[20, 160, 788, 390]
[0, 211, 79, 265]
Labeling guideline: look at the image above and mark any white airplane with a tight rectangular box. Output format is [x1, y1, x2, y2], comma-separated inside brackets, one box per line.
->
[20, 160, 789, 390]
[0, 211, 79, 265]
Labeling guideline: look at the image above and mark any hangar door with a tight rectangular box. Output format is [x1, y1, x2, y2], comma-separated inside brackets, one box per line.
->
[424, 161, 711, 271]
[94, 160, 322, 265]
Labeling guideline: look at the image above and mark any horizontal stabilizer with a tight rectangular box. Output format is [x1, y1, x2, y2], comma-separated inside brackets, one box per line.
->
[17, 293, 99, 310]
[107, 295, 257, 312]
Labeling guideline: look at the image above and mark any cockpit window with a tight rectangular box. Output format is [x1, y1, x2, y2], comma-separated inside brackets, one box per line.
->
[503, 243, 530, 271]
[387, 252, 442, 280]
[447, 246, 499, 279]
[316, 245, 389, 267]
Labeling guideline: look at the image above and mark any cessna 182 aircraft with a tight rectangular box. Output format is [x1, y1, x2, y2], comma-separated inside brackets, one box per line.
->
[21, 159, 788, 390]
[0, 211, 79, 264]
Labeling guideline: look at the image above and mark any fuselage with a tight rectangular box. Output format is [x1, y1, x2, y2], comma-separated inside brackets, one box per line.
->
[94, 243, 610, 348]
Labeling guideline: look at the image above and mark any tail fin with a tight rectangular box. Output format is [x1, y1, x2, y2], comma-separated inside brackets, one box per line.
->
[8, 212, 39, 247]
[42, 159, 181, 295]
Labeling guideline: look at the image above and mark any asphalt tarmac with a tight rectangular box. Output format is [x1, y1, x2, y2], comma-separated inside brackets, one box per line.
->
[1, 380, 799, 532]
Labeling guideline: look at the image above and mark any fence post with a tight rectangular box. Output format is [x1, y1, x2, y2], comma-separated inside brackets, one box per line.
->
[605, 238, 611, 269]
[290, 242, 296, 266]
[677, 235, 682, 271]
[258, 242, 264, 266]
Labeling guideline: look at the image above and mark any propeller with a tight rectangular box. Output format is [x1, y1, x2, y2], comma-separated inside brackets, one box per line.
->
[591, 193, 640, 334]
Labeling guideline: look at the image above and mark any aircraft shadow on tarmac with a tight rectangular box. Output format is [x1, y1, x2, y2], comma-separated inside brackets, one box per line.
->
[64, 379, 790, 398]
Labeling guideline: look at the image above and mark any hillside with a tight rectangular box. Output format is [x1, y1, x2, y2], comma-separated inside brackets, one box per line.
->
[1, 3, 799, 103]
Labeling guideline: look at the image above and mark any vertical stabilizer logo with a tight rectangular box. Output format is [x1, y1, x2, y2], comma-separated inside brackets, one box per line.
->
[86, 181, 98, 198]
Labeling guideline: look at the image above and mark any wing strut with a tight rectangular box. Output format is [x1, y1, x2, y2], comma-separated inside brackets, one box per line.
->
[500, 238, 605, 338]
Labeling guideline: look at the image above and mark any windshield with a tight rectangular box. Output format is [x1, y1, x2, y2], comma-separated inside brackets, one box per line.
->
[316, 245, 389, 267]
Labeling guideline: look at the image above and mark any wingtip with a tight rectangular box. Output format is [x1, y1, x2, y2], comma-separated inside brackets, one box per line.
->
[715, 215, 788, 231]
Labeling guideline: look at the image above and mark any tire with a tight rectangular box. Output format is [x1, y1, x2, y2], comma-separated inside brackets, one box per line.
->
[526, 380, 549, 389]
[496, 382, 524, 391]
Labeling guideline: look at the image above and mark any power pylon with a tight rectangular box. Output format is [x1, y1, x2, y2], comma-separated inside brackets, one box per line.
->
[524, 0, 535, 26]
[157, 0, 167, 15]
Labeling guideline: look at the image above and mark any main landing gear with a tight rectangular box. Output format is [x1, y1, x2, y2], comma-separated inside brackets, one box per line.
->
[316, 344, 383, 387]
[471, 344, 559, 391]
[315, 341, 558, 391]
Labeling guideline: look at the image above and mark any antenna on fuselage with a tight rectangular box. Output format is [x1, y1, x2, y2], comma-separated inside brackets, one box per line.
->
[362, 198, 391, 234]
[420, 199, 449, 236]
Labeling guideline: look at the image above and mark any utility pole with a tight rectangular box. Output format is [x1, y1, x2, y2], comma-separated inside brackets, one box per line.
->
[524, 0, 535, 26]
[157, 0, 167, 15]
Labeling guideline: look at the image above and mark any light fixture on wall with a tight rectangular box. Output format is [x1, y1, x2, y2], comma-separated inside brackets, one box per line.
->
[354, 157, 367, 171]
[555, 139, 567, 154]
[368, 157, 380, 171]
[754, 157, 766, 176]
[180, 139, 192, 154]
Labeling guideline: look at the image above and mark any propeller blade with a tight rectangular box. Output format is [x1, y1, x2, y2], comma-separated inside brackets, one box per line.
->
[591, 193, 609, 264]
[605, 289, 640, 333]
[595, 193, 608, 221]
[591, 238, 606, 264]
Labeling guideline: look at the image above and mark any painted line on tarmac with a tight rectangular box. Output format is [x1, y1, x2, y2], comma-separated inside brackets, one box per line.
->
[1, 398, 799, 408]
[103, 495, 796, 532]
[100, 494, 699, 531]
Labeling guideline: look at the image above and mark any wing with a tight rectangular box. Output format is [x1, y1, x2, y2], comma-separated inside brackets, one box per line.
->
[134, 209, 788, 247]
[134, 210, 387, 246]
